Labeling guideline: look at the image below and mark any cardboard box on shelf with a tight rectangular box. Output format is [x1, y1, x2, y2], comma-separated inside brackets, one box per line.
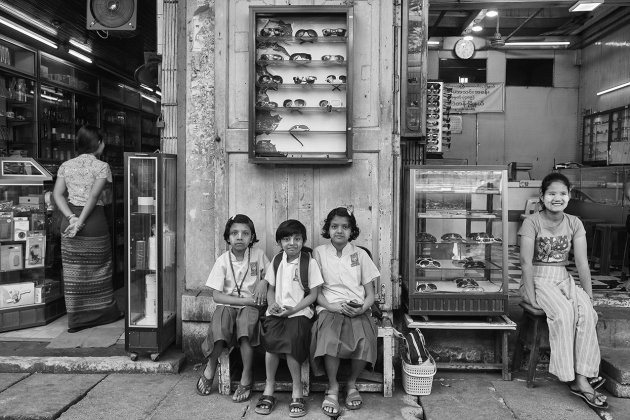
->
[34, 279, 61, 303]
[19, 196, 42, 205]
[0, 282, 34, 308]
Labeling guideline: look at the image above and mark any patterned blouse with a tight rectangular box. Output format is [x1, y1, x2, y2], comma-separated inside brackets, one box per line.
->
[57, 154, 112, 207]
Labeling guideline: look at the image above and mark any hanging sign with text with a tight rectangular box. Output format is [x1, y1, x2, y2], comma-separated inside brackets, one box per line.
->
[444, 83, 505, 113]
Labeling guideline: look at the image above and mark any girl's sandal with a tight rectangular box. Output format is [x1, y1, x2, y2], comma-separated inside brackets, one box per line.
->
[345, 388, 363, 410]
[255, 395, 277, 415]
[289, 397, 306, 418]
[232, 383, 252, 402]
[321, 393, 340, 417]
[195, 373, 213, 396]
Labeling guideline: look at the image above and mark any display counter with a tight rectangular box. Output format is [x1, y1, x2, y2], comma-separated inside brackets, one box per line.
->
[507, 181, 540, 245]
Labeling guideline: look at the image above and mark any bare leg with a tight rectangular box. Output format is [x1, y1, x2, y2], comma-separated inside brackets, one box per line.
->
[346, 359, 367, 408]
[203, 340, 225, 379]
[322, 355, 341, 415]
[263, 352, 280, 396]
[239, 338, 254, 386]
[287, 355, 305, 416]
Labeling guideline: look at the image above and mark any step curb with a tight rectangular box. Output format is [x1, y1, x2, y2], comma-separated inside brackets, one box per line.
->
[0, 352, 185, 374]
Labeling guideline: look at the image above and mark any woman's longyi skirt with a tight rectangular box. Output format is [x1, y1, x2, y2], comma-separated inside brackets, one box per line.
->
[61, 205, 121, 330]
[310, 310, 378, 376]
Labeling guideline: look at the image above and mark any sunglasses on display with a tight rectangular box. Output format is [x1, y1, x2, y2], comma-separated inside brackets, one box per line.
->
[428, 82, 441, 89]
[322, 28, 346, 37]
[441, 233, 465, 243]
[427, 146, 439, 152]
[416, 232, 437, 242]
[295, 29, 318, 39]
[463, 260, 486, 269]
[260, 27, 288, 37]
[293, 76, 317, 84]
[416, 283, 438, 293]
[258, 75, 283, 85]
[290, 53, 312, 61]
[467, 232, 500, 243]
[283, 99, 306, 107]
[322, 55, 345, 62]
[319, 99, 342, 108]
[325, 75, 347, 84]
[256, 101, 278, 109]
[416, 258, 441, 268]
[427, 121, 440, 128]
[427, 113, 440, 120]
[427, 139, 440, 145]
[260, 54, 284, 61]
[427, 95, 441, 101]
[289, 124, 310, 132]
[455, 278, 480, 288]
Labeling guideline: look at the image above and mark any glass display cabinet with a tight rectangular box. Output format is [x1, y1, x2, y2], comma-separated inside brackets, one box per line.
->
[401, 0, 427, 137]
[0, 36, 37, 160]
[0, 157, 64, 332]
[249, 6, 353, 164]
[125, 152, 176, 361]
[402, 165, 509, 316]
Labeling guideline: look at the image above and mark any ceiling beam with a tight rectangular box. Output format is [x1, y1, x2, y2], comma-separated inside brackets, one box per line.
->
[503, 8, 543, 41]
[430, 1, 630, 10]
[459, 9, 483, 35]
[567, 6, 621, 35]
[428, 10, 447, 38]
[572, 7, 630, 48]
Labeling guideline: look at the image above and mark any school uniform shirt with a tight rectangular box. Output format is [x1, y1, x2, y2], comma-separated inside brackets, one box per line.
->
[518, 212, 585, 266]
[206, 247, 270, 307]
[264, 252, 324, 319]
[313, 243, 380, 314]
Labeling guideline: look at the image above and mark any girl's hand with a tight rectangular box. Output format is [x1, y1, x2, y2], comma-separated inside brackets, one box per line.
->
[341, 302, 364, 318]
[252, 281, 268, 306]
[269, 302, 283, 315]
[241, 296, 256, 306]
[279, 305, 294, 318]
[62, 222, 81, 238]
[327, 302, 344, 314]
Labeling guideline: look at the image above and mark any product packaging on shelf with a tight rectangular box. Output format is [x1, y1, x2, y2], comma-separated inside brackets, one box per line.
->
[0, 244, 23, 271]
[0, 212, 12, 240]
[0, 282, 34, 308]
[13, 216, 28, 241]
[25, 231, 45, 268]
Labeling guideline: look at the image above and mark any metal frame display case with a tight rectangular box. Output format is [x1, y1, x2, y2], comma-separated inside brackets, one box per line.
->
[401, 0, 427, 138]
[402, 166, 509, 316]
[582, 105, 630, 166]
[249, 6, 353, 164]
[0, 36, 37, 160]
[125, 152, 176, 361]
[0, 158, 64, 332]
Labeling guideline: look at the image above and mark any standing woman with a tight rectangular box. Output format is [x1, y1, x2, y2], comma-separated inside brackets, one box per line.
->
[519, 172, 607, 409]
[53, 125, 123, 333]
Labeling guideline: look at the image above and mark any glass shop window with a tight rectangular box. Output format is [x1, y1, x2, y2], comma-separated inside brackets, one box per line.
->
[506, 59, 553, 87]
[438, 59, 487, 83]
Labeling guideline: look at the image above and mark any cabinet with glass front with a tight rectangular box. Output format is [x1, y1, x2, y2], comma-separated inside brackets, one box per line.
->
[125, 153, 176, 361]
[402, 166, 509, 316]
[249, 6, 353, 164]
[0, 36, 37, 160]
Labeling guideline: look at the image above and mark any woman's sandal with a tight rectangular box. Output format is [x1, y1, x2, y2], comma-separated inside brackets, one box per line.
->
[289, 397, 306, 418]
[570, 389, 609, 409]
[232, 383, 252, 402]
[589, 376, 606, 390]
[255, 395, 277, 415]
[345, 388, 363, 410]
[195, 373, 213, 396]
[321, 393, 340, 416]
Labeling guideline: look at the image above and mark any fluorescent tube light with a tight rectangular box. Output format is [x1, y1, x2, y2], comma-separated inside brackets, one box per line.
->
[69, 49, 92, 64]
[427, 40, 441, 45]
[155, 90, 162, 97]
[569, 1, 603, 12]
[486, 10, 498, 18]
[505, 41, 570, 47]
[464, 35, 474, 41]
[0, 2, 57, 35]
[69, 38, 92, 53]
[597, 81, 630, 96]
[472, 25, 483, 32]
[139, 84, 154, 93]
[40, 94, 59, 102]
[0, 16, 57, 49]
[141, 93, 157, 103]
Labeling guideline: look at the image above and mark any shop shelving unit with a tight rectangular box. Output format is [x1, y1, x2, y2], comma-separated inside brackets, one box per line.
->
[402, 165, 509, 316]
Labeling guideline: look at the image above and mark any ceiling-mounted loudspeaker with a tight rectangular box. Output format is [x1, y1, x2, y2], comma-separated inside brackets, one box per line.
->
[87, 0, 137, 31]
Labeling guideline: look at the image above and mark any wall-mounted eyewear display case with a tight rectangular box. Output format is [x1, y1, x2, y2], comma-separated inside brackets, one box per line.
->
[402, 166, 509, 316]
[249, 6, 353, 164]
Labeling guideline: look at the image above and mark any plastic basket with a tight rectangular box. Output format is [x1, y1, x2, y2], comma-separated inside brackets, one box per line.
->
[401, 356, 437, 396]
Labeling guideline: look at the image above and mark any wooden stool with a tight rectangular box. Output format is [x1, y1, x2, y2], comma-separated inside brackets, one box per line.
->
[512, 302, 549, 388]
[218, 349, 311, 396]
[592, 223, 626, 275]
[579, 218, 605, 261]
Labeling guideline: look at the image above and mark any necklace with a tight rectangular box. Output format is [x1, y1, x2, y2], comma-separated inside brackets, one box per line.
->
[229, 248, 251, 297]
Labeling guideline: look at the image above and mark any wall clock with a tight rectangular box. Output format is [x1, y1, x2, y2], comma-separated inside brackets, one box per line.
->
[454, 38, 475, 59]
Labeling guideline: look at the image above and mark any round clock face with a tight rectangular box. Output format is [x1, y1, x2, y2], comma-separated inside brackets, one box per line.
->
[454, 39, 475, 59]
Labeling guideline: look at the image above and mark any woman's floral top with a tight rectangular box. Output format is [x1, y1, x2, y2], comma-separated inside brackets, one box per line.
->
[57, 154, 112, 206]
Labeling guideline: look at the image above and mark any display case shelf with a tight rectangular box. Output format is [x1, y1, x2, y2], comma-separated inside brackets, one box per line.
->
[250, 6, 353, 164]
[403, 165, 509, 316]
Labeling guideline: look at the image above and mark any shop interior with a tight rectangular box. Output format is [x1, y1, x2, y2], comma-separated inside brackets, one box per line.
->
[1, 0, 630, 362]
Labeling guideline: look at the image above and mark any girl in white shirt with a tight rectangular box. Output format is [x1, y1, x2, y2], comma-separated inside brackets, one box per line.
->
[311, 207, 380, 416]
[196, 214, 269, 403]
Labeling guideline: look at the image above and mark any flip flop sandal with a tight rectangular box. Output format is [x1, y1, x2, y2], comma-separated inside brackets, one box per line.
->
[344, 388, 363, 410]
[232, 383, 252, 402]
[321, 394, 340, 416]
[589, 377, 606, 390]
[570, 389, 609, 409]
[195, 373, 213, 396]
[289, 397, 306, 418]
[255, 395, 277, 415]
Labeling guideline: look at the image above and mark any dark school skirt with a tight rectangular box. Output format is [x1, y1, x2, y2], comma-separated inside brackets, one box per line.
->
[61, 205, 121, 330]
[310, 310, 378, 377]
[262, 315, 313, 364]
[201, 305, 262, 358]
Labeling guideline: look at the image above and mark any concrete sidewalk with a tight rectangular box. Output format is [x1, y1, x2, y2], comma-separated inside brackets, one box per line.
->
[1, 367, 627, 420]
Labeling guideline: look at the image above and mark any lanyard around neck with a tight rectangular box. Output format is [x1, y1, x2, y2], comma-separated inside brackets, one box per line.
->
[229, 248, 251, 297]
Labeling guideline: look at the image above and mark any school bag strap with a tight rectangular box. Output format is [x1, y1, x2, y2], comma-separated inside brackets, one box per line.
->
[403, 328, 431, 364]
[272, 248, 311, 296]
[356, 245, 383, 320]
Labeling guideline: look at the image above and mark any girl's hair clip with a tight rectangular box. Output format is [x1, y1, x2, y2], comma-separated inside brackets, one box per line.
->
[229, 214, 236, 221]
[346, 205, 354, 216]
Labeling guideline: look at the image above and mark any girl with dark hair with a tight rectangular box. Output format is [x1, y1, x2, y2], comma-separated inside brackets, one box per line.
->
[310, 207, 380, 416]
[197, 214, 270, 402]
[519, 173, 607, 409]
[53, 125, 123, 333]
